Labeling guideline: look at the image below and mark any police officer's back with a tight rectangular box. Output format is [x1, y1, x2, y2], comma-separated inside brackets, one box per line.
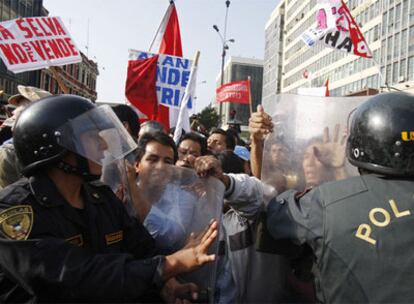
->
[266, 93, 414, 303]
[0, 95, 217, 303]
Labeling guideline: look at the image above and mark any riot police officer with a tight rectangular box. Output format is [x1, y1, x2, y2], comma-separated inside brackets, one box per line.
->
[265, 92, 414, 302]
[0, 95, 217, 303]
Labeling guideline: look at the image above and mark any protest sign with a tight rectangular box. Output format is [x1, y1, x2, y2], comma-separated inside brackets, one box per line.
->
[0, 16, 81, 73]
[128, 49, 193, 110]
[301, 0, 372, 59]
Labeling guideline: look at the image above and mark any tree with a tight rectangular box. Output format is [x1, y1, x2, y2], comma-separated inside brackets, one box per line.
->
[191, 106, 219, 134]
[198, 106, 220, 132]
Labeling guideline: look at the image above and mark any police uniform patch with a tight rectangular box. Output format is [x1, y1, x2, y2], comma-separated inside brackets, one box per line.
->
[105, 231, 123, 245]
[66, 234, 84, 247]
[0, 205, 33, 240]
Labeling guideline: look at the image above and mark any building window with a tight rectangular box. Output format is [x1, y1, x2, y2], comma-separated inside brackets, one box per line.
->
[408, 56, 414, 80]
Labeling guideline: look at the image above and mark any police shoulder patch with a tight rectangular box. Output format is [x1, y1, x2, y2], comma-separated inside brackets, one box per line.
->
[0, 205, 33, 240]
[105, 230, 123, 245]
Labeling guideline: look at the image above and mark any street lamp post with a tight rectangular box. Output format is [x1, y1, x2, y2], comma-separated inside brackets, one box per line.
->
[213, 0, 234, 126]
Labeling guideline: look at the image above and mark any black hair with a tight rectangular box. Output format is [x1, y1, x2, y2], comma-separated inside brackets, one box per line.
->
[178, 132, 208, 156]
[111, 105, 140, 139]
[215, 150, 244, 174]
[210, 128, 236, 151]
[137, 131, 178, 163]
[139, 120, 165, 137]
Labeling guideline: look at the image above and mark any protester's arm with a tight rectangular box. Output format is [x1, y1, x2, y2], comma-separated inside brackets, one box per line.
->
[224, 173, 267, 219]
[194, 156, 275, 219]
[249, 105, 273, 179]
[266, 188, 323, 247]
[194, 155, 230, 190]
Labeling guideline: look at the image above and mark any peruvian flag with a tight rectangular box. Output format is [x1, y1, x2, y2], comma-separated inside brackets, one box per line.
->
[125, 1, 183, 130]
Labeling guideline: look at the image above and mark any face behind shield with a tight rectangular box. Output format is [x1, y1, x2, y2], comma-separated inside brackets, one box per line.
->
[143, 165, 224, 302]
[261, 94, 369, 195]
[57, 105, 138, 176]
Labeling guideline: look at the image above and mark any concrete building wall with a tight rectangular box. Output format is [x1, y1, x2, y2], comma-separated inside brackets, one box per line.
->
[263, 1, 285, 105]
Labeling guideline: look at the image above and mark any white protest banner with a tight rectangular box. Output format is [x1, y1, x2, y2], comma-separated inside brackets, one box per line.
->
[129, 49, 193, 110]
[302, 0, 372, 59]
[0, 17, 81, 73]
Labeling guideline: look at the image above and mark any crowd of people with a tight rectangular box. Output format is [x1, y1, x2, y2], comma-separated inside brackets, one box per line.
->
[0, 86, 413, 303]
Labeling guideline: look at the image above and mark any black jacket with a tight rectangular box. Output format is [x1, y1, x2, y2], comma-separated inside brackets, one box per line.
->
[0, 174, 164, 303]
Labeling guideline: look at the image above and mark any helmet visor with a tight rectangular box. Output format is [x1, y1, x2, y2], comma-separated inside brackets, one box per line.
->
[56, 105, 137, 166]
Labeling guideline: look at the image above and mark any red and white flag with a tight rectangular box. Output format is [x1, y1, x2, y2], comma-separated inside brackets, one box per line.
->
[301, 0, 372, 59]
[216, 80, 251, 104]
[126, 1, 183, 130]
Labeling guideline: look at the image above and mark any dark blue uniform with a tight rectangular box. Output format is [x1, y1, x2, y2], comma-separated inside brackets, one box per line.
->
[0, 174, 164, 303]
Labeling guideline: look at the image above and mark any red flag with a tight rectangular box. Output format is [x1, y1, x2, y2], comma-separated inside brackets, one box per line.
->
[325, 79, 330, 97]
[216, 80, 250, 104]
[159, 4, 182, 56]
[125, 55, 159, 121]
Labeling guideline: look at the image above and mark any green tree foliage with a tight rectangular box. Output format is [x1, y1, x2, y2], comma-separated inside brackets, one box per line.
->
[190, 106, 219, 133]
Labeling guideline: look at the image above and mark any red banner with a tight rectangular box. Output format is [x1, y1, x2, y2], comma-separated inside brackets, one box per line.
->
[216, 80, 250, 104]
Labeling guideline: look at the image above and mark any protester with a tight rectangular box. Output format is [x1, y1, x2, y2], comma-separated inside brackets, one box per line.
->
[0, 86, 52, 190]
[139, 120, 166, 138]
[265, 92, 414, 302]
[111, 104, 140, 142]
[0, 85, 51, 145]
[234, 145, 251, 175]
[215, 150, 245, 175]
[207, 128, 236, 153]
[132, 132, 190, 248]
[0, 95, 218, 303]
[194, 155, 287, 303]
[176, 132, 208, 169]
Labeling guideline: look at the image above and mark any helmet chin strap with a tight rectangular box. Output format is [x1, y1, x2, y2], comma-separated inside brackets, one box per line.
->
[56, 154, 100, 181]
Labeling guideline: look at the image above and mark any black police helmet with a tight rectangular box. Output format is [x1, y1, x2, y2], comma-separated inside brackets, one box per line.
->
[14, 95, 95, 176]
[346, 92, 414, 177]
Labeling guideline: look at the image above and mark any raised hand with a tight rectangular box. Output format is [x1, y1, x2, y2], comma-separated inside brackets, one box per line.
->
[249, 105, 273, 142]
[314, 124, 347, 168]
[194, 155, 230, 189]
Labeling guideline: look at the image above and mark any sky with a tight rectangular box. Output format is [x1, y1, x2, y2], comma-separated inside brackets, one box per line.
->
[43, 0, 279, 113]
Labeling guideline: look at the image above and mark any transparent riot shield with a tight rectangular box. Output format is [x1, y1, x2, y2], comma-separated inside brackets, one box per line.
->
[101, 155, 138, 217]
[102, 163, 223, 303]
[261, 94, 369, 194]
[142, 165, 223, 303]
